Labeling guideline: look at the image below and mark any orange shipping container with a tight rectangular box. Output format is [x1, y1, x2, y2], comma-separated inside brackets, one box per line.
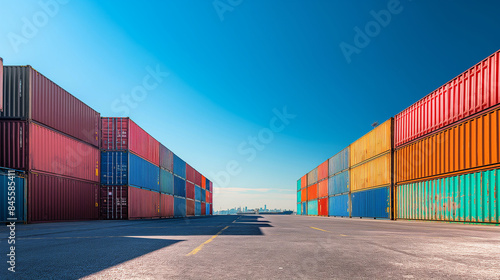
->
[201, 175, 206, 189]
[318, 179, 328, 198]
[301, 175, 307, 189]
[350, 153, 392, 192]
[317, 160, 329, 181]
[301, 188, 307, 202]
[395, 107, 500, 184]
[350, 119, 393, 167]
[307, 184, 318, 201]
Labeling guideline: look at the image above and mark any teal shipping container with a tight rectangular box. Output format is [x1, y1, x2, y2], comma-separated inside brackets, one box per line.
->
[297, 178, 301, 191]
[308, 199, 318, 216]
[297, 203, 301, 215]
[328, 194, 350, 217]
[159, 168, 174, 195]
[351, 187, 391, 219]
[397, 168, 500, 224]
[0, 169, 26, 223]
[297, 191, 301, 203]
[328, 170, 349, 196]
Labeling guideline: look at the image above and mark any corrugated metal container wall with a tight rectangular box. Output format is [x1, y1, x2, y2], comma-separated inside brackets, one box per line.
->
[201, 175, 206, 189]
[318, 160, 328, 181]
[301, 188, 307, 202]
[307, 200, 318, 216]
[160, 194, 174, 218]
[396, 107, 500, 184]
[0, 58, 3, 111]
[174, 176, 186, 198]
[129, 153, 160, 192]
[195, 170, 202, 186]
[206, 203, 210, 216]
[128, 119, 159, 166]
[195, 186, 202, 201]
[159, 144, 174, 172]
[318, 197, 328, 216]
[297, 192, 301, 204]
[328, 194, 350, 217]
[395, 50, 500, 148]
[302, 202, 307, 215]
[318, 179, 328, 198]
[397, 168, 499, 223]
[297, 178, 301, 191]
[329, 147, 349, 176]
[159, 169, 174, 194]
[307, 184, 318, 201]
[0, 169, 26, 222]
[186, 164, 195, 183]
[186, 181, 195, 200]
[201, 202, 206, 215]
[206, 178, 210, 190]
[195, 201, 201, 216]
[173, 154, 186, 178]
[202, 189, 207, 202]
[100, 186, 128, 220]
[350, 119, 392, 167]
[209, 181, 213, 192]
[0, 121, 27, 170]
[101, 151, 128, 185]
[128, 186, 160, 219]
[301, 175, 307, 189]
[210, 204, 213, 215]
[1, 66, 100, 147]
[328, 170, 349, 196]
[351, 187, 390, 219]
[350, 153, 392, 192]
[307, 168, 318, 186]
[186, 199, 195, 216]
[174, 197, 186, 217]
[297, 203, 301, 215]
[101, 117, 129, 150]
[29, 172, 99, 222]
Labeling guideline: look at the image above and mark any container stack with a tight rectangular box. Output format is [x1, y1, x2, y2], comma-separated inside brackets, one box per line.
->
[296, 175, 307, 215]
[159, 144, 175, 218]
[306, 168, 318, 216]
[317, 161, 329, 216]
[327, 147, 350, 217]
[395, 51, 500, 224]
[0, 65, 101, 223]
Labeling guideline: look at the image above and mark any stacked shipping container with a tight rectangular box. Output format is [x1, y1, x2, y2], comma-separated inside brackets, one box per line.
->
[328, 147, 350, 217]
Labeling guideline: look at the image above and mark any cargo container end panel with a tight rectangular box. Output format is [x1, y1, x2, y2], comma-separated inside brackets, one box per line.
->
[397, 168, 500, 223]
[128, 186, 160, 219]
[0, 169, 26, 222]
[101, 117, 129, 150]
[195, 186, 202, 201]
[301, 175, 307, 189]
[328, 194, 350, 217]
[100, 186, 128, 220]
[308, 200, 318, 216]
[395, 50, 500, 147]
[307, 184, 318, 201]
[101, 151, 128, 186]
[328, 170, 349, 196]
[329, 147, 349, 176]
[0, 121, 27, 170]
[174, 176, 186, 198]
[301, 188, 307, 202]
[351, 187, 391, 219]
[129, 153, 160, 192]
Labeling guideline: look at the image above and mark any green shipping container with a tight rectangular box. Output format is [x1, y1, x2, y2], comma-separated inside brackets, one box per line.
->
[397, 168, 500, 224]
[308, 199, 318, 216]
[297, 178, 301, 191]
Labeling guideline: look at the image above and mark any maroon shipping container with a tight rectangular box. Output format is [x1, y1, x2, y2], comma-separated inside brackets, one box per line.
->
[1, 66, 100, 147]
[186, 199, 195, 216]
[194, 170, 202, 186]
[0, 121, 100, 182]
[160, 193, 174, 218]
[101, 117, 160, 166]
[159, 143, 174, 171]
[128, 186, 160, 219]
[201, 202, 206, 216]
[29, 171, 99, 222]
[0, 57, 3, 112]
[186, 163, 195, 183]
[186, 181, 195, 200]
[100, 186, 128, 220]
[210, 204, 213, 215]
[395, 50, 500, 147]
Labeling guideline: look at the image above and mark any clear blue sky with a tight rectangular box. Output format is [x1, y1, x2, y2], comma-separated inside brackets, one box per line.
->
[1, 0, 500, 210]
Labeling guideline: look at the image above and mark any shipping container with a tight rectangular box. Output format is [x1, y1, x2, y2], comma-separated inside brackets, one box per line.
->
[186, 199, 195, 216]
[186, 181, 195, 200]
[297, 203, 301, 215]
[308, 200, 318, 216]
[160, 193, 174, 218]
[201, 202, 206, 215]
[0, 58, 3, 111]
[318, 160, 329, 181]
[328, 194, 350, 217]
[297, 191, 301, 203]
[202, 189, 207, 202]
[29, 172, 99, 222]
[395, 50, 500, 147]
[173, 154, 186, 178]
[128, 186, 160, 219]
[174, 197, 186, 217]
[351, 119, 392, 167]
[307, 184, 318, 201]
[328, 170, 349, 196]
[195, 170, 202, 186]
[210, 203, 213, 215]
[318, 179, 328, 198]
[350, 153, 392, 192]
[396, 107, 500, 184]
[100, 186, 128, 220]
[186, 164, 195, 183]
[201, 175, 206, 189]
[206, 202, 210, 216]
[0, 168, 26, 223]
[301, 188, 307, 202]
[0, 121, 100, 182]
[209, 181, 213, 192]
[329, 147, 349, 176]
[397, 168, 499, 223]
[206, 178, 210, 190]
[301, 175, 307, 189]
[195, 185, 202, 201]
[1, 66, 100, 147]
[302, 202, 307, 215]
[351, 187, 391, 219]
[159, 168, 174, 195]
[307, 168, 318, 186]
[195, 201, 201, 216]
[174, 176, 186, 198]
[297, 178, 301, 191]
[159, 144, 174, 171]
[318, 197, 328, 216]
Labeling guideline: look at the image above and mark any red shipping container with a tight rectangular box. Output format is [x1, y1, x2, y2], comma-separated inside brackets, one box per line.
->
[186, 199, 195, 216]
[160, 193, 174, 218]
[29, 172, 99, 222]
[100, 186, 128, 220]
[0, 121, 100, 182]
[210, 204, 213, 215]
[301, 175, 307, 189]
[186, 181, 195, 199]
[128, 186, 160, 219]
[318, 160, 329, 181]
[395, 50, 500, 147]
[194, 170, 202, 186]
[209, 181, 213, 192]
[307, 184, 318, 201]
[318, 197, 328, 216]
[318, 179, 328, 198]
[159, 144, 174, 171]
[206, 190, 210, 203]
[201, 175, 206, 189]
[201, 202, 206, 216]
[186, 164, 195, 183]
[301, 188, 307, 202]
[0, 66, 100, 147]
[101, 117, 160, 165]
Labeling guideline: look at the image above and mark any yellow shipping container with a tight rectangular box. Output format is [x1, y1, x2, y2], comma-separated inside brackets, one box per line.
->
[350, 152, 392, 192]
[350, 118, 393, 167]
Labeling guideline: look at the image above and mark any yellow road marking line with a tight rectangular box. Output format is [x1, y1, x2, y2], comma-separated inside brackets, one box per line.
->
[310, 226, 348, 237]
[186, 226, 229, 256]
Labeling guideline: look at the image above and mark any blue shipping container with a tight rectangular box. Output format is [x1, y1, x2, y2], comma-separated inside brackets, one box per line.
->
[173, 154, 186, 178]
[195, 201, 201, 216]
[328, 147, 349, 176]
[206, 203, 210, 215]
[129, 153, 160, 192]
[328, 194, 350, 217]
[160, 169, 174, 195]
[174, 197, 186, 217]
[0, 169, 26, 223]
[297, 203, 301, 215]
[195, 186, 202, 201]
[174, 176, 186, 198]
[328, 170, 349, 196]
[101, 151, 128, 185]
[351, 187, 390, 219]
[201, 188, 206, 202]
[308, 200, 318, 216]
[302, 202, 307, 215]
